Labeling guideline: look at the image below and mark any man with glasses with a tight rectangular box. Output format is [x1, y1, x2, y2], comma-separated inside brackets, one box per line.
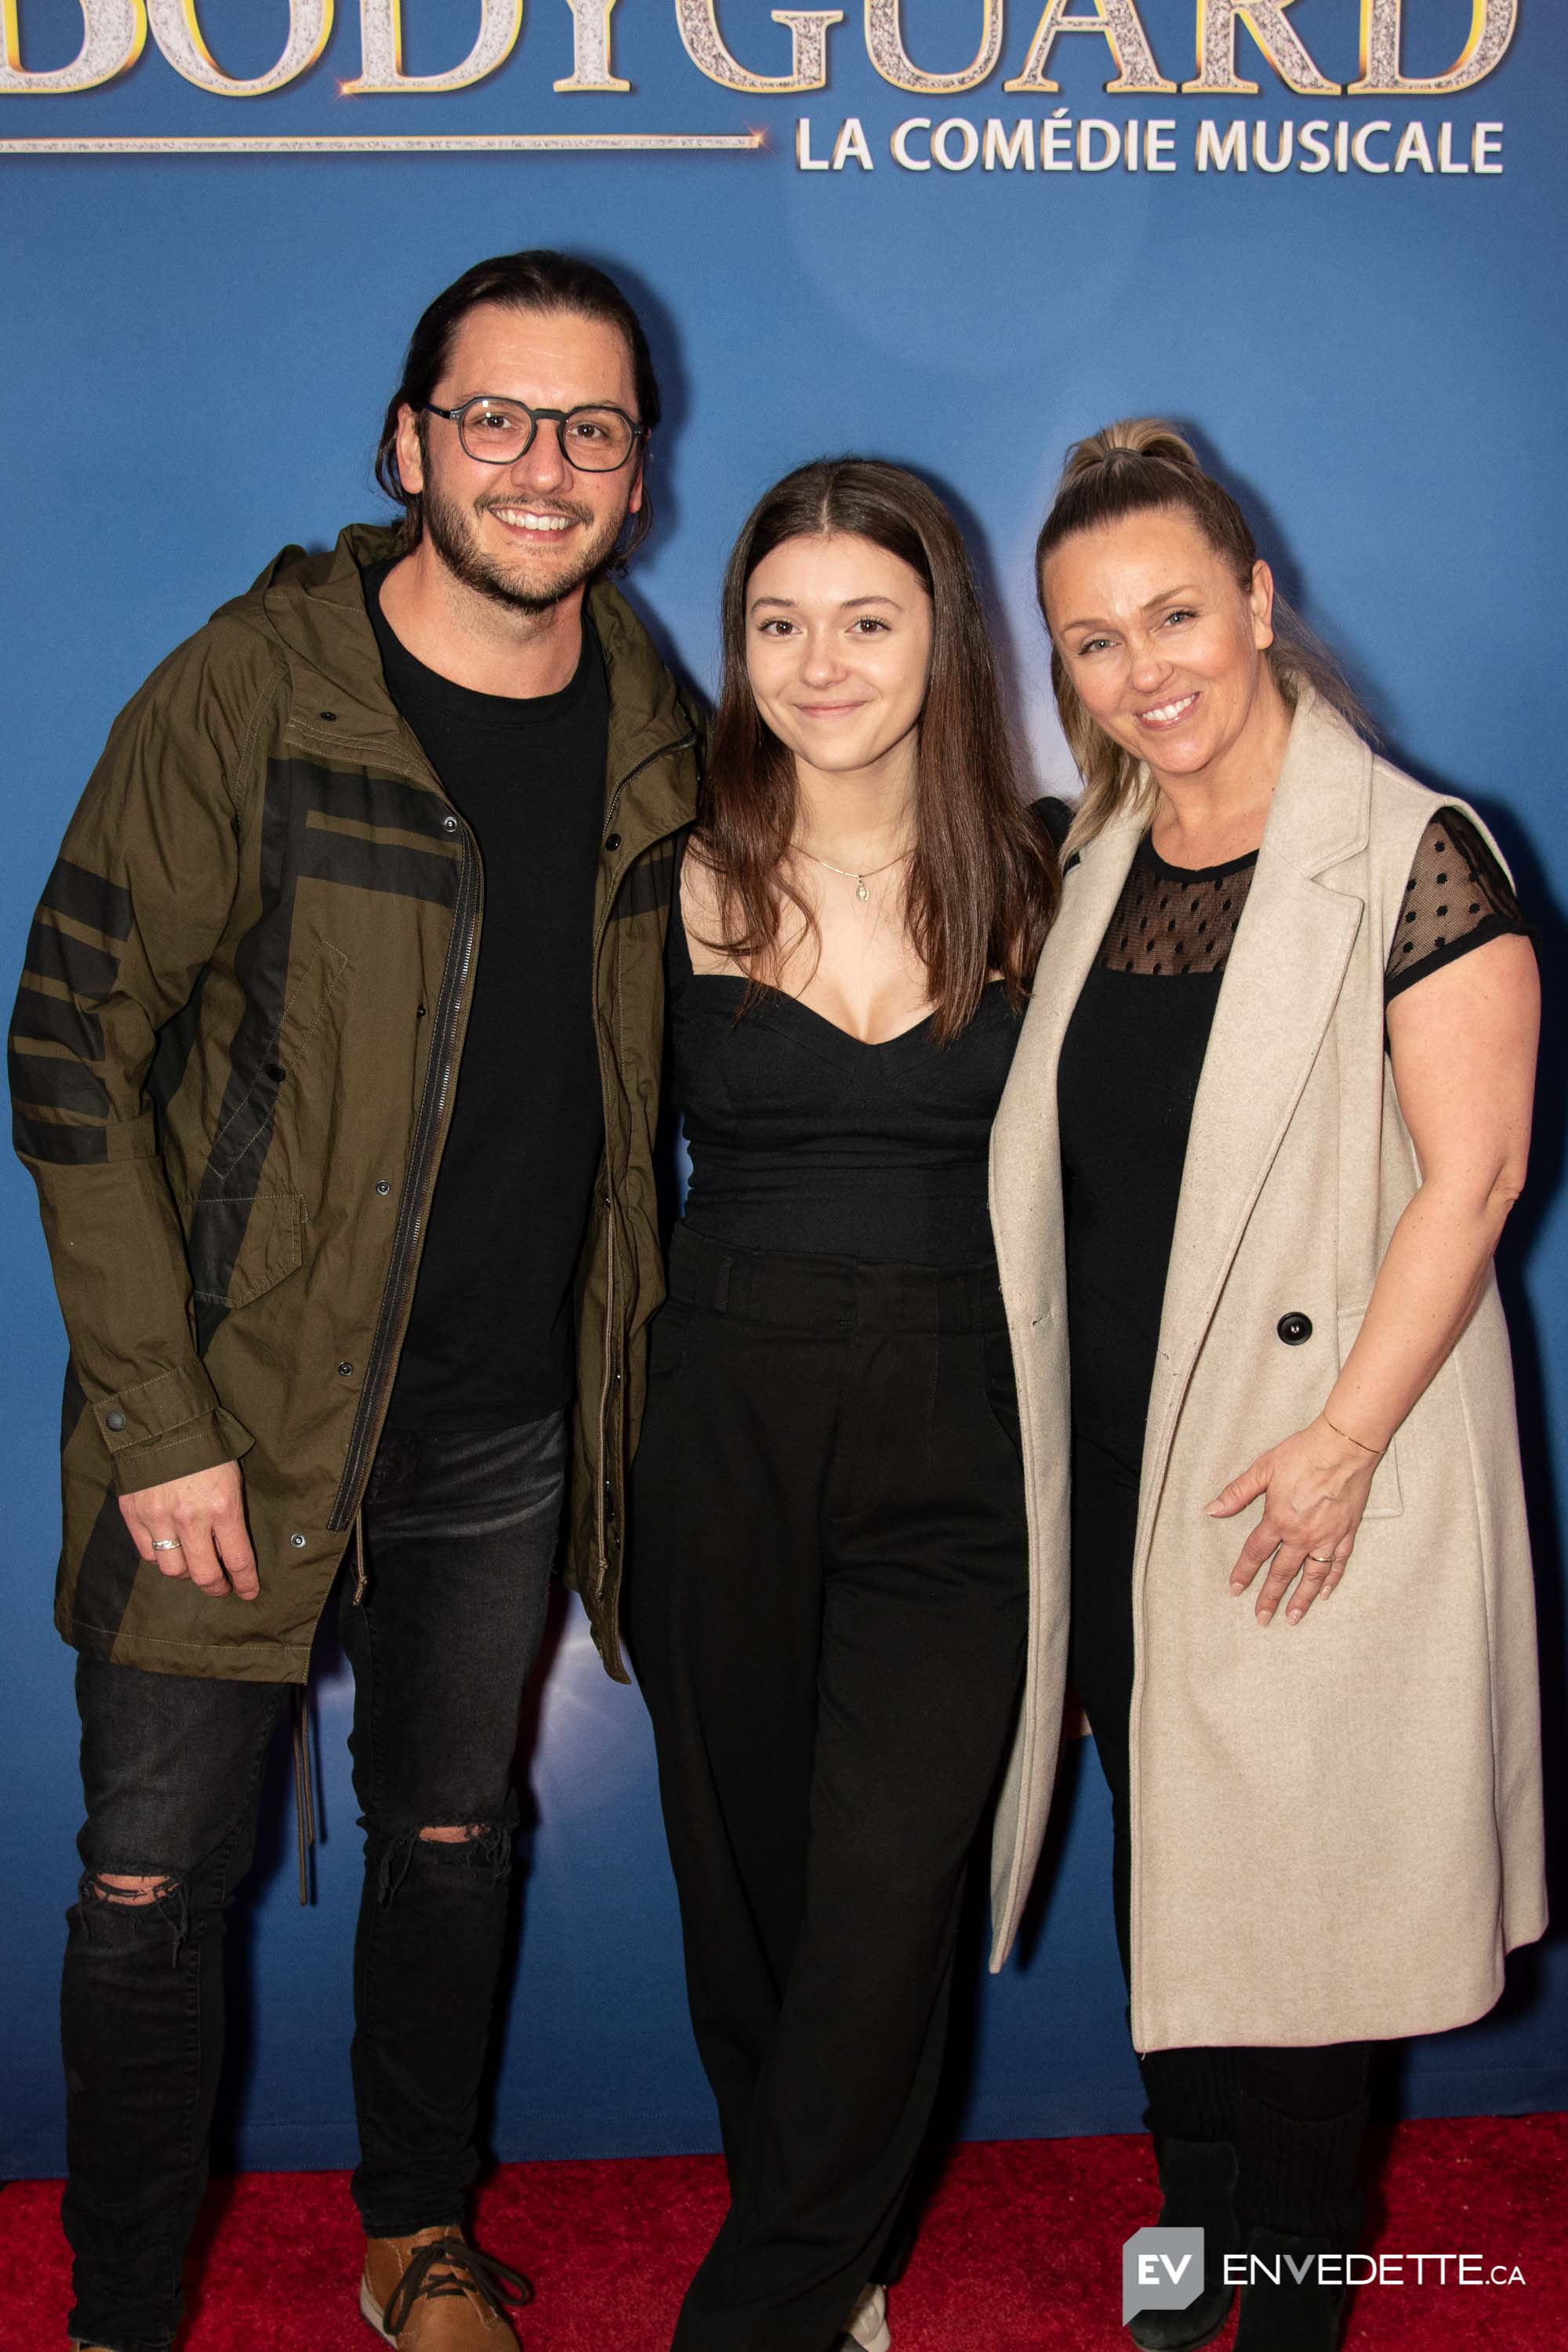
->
[11, 250, 699, 2352]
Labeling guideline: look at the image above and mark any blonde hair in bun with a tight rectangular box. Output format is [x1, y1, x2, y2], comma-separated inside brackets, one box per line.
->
[1036, 418, 1367, 851]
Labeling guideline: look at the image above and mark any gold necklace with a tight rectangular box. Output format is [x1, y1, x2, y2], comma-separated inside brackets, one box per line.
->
[791, 842, 913, 904]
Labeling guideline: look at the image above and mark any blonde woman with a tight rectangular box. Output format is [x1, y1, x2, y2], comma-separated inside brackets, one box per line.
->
[988, 421, 1544, 2352]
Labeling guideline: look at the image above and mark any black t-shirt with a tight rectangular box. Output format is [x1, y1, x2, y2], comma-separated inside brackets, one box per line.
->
[362, 557, 610, 1430]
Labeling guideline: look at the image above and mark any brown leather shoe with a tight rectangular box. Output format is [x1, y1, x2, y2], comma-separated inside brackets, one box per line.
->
[360, 2225, 532, 2348]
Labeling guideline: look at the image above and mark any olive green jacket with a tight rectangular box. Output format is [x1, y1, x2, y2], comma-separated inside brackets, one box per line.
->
[10, 524, 699, 1683]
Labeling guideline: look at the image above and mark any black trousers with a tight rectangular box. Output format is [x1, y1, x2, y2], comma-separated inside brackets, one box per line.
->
[1070, 1440, 1370, 2240]
[629, 1227, 1030, 2352]
[62, 1415, 564, 2352]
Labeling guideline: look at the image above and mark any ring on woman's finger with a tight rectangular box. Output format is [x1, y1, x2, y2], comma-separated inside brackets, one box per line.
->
[1306, 1552, 1334, 1563]
[150, 1537, 184, 1553]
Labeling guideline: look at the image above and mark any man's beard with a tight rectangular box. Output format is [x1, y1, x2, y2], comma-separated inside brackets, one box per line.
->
[421, 470, 628, 615]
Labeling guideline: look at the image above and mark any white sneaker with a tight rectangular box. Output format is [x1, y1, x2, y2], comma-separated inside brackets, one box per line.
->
[844, 2282, 892, 2352]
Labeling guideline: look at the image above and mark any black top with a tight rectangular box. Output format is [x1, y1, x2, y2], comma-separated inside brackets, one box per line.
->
[361, 557, 610, 1431]
[1059, 809, 1530, 1480]
[666, 876, 1026, 1268]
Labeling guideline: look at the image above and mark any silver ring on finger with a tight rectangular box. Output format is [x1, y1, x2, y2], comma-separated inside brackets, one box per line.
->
[150, 1537, 184, 1553]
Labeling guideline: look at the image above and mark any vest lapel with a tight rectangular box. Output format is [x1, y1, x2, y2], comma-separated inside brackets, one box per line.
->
[1142, 693, 1373, 1495]
[992, 809, 1143, 1316]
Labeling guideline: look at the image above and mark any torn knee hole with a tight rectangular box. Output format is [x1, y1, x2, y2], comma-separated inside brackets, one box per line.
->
[87, 1872, 180, 1907]
[79, 1870, 191, 1960]
[376, 1820, 510, 1902]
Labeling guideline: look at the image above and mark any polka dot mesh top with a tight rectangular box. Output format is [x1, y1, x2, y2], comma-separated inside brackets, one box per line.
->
[1096, 807, 1528, 996]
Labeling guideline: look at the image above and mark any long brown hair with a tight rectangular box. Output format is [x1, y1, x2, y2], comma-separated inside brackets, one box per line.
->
[1035, 419, 1370, 853]
[698, 458, 1058, 1042]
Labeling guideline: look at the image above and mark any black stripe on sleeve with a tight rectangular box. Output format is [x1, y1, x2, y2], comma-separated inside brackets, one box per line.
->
[24, 917, 122, 1003]
[12, 1111, 109, 1165]
[40, 857, 135, 942]
[9, 985, 106, 1063]
[9, 1044, 111, 1120]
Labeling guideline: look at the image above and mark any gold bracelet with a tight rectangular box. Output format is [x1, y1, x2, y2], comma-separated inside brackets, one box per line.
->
[1323, 1411, 1385, 1457]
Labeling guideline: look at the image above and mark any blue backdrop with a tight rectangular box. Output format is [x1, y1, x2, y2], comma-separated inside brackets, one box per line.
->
[2, 0, 1564, 2180]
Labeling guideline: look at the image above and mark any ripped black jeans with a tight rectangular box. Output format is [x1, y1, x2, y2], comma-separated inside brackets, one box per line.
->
[64, 1415, 564, 2352]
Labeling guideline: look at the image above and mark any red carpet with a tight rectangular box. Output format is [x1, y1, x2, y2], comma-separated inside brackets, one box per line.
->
[5, 2118, 1565, 2349]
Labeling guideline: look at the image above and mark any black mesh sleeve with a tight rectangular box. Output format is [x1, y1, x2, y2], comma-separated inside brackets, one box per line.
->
[1384, 808, 1531, 1003]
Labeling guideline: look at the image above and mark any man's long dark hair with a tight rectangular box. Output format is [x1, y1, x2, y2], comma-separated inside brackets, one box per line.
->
[697, 458, 1059, 1043]
[374, 249, 661, 561]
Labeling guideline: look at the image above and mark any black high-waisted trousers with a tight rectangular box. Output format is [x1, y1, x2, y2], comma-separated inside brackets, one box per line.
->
[629, 1225, 1031, 2352]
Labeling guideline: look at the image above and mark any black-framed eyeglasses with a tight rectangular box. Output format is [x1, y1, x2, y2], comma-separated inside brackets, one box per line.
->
[423, 394, 645, 473]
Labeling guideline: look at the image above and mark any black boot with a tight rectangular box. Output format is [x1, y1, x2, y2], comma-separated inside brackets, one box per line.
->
[1231, 2229, 1345, 2351]
[1127, 2138, 1240, 2350]
[1232, 2091, 1368, 2352]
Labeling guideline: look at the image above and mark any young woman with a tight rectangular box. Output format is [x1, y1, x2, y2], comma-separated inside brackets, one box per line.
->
[989, 421, 1544, 2351]
[628, 459, 1061, 2352]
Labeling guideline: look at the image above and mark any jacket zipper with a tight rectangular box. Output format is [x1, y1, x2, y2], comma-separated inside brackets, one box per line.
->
[327, 813, 481, 1537]
[589, 728, 697, 1634]
[604, 729, 696, 838]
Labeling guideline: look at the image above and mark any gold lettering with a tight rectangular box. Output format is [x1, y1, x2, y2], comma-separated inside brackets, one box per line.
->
[1183, 0, 1340, 96]
[674, 2, 841, 94]
[864, 0, 1002, 96]
[2, 0, 145, 92]
[1005, 0, 1174, 95]
[147, 0, 332, 95]
[555, 0, 630, 92]
[1350, 0, 1515, 97]
[343, 0, 522, 95]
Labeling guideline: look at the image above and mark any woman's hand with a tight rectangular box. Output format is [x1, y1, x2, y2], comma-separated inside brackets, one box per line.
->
[1206, 1417, 1381, 1625]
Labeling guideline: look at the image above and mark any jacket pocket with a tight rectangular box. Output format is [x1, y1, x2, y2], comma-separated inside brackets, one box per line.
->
[190, 1190, 303, 1308]
[206, 942, 351, 1181]
[1336, 1305, 1403, 1518]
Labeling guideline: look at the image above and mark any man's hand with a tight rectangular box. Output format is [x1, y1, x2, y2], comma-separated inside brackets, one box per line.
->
[119, 1461, 260, 1601]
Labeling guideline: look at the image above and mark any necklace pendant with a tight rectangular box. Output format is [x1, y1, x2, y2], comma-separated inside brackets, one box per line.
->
[855, 878, 869, 902]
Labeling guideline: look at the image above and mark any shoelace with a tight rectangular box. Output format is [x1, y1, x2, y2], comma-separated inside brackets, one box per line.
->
[382, 2237, 534, 2336]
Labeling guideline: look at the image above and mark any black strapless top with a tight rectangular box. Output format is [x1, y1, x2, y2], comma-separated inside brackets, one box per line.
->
[666, 879, 1025, 1267]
